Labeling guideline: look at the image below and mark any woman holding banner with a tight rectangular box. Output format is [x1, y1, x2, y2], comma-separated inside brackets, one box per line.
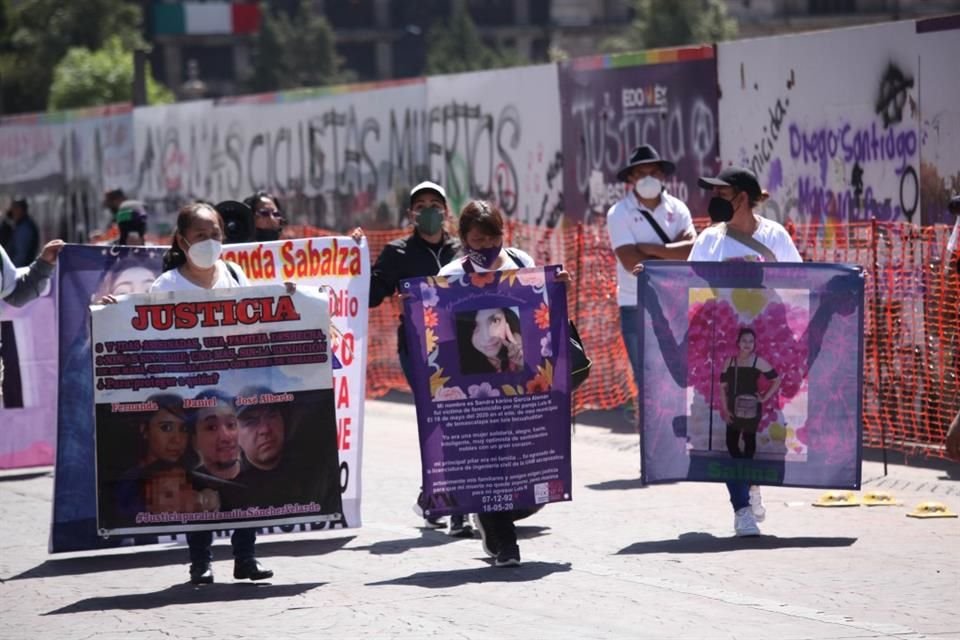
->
[150, 202, 272, 585]
[691, 167, 801, 537]
[438, 200, 569, 567]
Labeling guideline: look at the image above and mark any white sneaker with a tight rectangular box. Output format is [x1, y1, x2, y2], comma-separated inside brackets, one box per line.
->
[749, 485, 767, 523]
[734, 506, 761, 537]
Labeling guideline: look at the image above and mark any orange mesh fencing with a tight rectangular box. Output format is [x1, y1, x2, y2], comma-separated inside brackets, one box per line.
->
[347, 219, 957, 459]
[115, 219, 955, 457]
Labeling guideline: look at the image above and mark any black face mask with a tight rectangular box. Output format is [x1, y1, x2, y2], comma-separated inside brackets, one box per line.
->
[255, 228, 281, 242]
[707, 196, 735, 223]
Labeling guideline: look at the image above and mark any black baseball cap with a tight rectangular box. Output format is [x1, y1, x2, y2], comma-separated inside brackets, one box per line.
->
[698, 167, 762, 200]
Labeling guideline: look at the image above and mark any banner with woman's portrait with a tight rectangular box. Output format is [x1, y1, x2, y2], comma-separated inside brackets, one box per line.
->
[90, 285, 341, 536]
[402, 266, 573, 516]
[638, 262, 865, 488]
[53, 245, 166, 552]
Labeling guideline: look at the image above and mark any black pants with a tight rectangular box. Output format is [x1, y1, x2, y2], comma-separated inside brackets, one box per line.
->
[726, 425, 757, 459]
[187, 528, 256, 566]
[477, 511, 520, 551]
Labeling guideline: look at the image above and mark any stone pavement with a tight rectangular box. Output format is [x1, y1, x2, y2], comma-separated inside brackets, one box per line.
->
[1, 397, 958, 640]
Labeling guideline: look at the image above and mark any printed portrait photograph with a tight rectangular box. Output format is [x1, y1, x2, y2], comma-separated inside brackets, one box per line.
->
[683, 287, 811, 463]
[454, 306, 524, 376]
[95, 387, 341, 533]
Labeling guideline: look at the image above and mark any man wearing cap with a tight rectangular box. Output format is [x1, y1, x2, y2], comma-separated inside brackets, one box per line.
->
[232, 388, 340, 514]
[691, 167, 801, 263]
[115, 200, 148, 246]
[607, 144, 696, 391]
[690, 166, 802, 537]
[356, 181, 468, 534]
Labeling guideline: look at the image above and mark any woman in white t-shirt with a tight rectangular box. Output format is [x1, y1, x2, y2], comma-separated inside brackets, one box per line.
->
[692, 167, 801, 538]
[437, 200, 536, 277]
[436, 200, 567, 568]
[126, 203, 270, 586]
[150, 203, 249, 292]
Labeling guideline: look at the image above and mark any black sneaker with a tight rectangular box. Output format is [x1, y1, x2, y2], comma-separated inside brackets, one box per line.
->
[233, 558, 274, 581]
[189, 563, 213, 585]
[448, 514, 474, 538]
[494, 546, 521, 567]
[472, 514, 499, 558]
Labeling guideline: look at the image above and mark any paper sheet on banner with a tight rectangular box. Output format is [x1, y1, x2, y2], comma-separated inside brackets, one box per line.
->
[91, 285, 342, 535]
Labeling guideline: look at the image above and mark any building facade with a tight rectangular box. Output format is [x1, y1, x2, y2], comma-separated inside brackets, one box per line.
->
[147, 0, 959, 99]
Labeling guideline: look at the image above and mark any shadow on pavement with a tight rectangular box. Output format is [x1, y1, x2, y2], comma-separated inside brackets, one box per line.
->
[574, 408, 636, 435]
[617, 532, 858, 555]
[9, 536, 354, 581]
[0, 469, 52, 483]
[515, 525, 551, 540]
[367, 561, 572, 588]
[585, 477, 649, 491]
[348, 525, 550, 556]
[43, 581, 325, 614]
[347, 529, 471, 555]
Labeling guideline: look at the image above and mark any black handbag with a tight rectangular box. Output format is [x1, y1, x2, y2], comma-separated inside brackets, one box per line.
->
[569, 320, 592, 390]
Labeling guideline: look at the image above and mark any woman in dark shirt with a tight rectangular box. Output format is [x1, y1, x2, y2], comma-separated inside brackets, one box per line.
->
[719, 327, 781, 459]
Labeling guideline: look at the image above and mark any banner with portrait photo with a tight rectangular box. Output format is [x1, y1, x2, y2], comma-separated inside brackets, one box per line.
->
[0, 278, 57, 469]
[402, 267, 572, 517]
[638, 262, 864, 489]
[91, 285, 341, 536]
[53, 245, 166, 552]
[222, 236, 369, 530]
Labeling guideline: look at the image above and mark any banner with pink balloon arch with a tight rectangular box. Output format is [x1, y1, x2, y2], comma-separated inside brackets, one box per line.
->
[638, 262, 864, 489]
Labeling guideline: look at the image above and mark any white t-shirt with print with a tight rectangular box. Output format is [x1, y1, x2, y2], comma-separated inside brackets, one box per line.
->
[150, 260, 250, 292]
[688, 217, 802, 263]
[607, 191, 694, 306]
[437, 247, 536, 277]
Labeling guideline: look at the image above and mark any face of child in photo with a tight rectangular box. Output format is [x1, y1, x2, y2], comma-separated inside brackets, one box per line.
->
[238, 406, 286, 470]
[143, 409, 188, 464]
[193, 404, 240, 467]
[110, 266, 156, 295]
[472, 308, 511, 358]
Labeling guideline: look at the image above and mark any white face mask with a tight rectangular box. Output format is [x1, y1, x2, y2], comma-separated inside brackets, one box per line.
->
[635, 176, 663, 200]
[183, 238, 222, 269]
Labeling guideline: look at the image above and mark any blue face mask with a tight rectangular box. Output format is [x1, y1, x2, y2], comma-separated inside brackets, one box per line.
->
[466, 244, 502, 269]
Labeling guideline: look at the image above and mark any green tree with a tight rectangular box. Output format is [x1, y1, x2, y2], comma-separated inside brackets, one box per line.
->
[48, 36, 173, 111]
[425, 0, 522, 75]
[0, 0, 144, 114]
[246, 0, 351, 93]
[602, 0, 738, 53]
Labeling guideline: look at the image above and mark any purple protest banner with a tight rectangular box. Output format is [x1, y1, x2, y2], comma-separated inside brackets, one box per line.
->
[53, 245, 166, 552]
[559, 50, 719, 225]
[638, 262, 864, 488]
[0, 279, 57, 469]
[402, 267, 572, 516]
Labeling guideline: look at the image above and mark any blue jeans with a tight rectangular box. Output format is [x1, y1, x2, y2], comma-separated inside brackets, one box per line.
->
[187, 528, 256, 565]
[619, 306, 640, 385]
[727, 482, 751, 512]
